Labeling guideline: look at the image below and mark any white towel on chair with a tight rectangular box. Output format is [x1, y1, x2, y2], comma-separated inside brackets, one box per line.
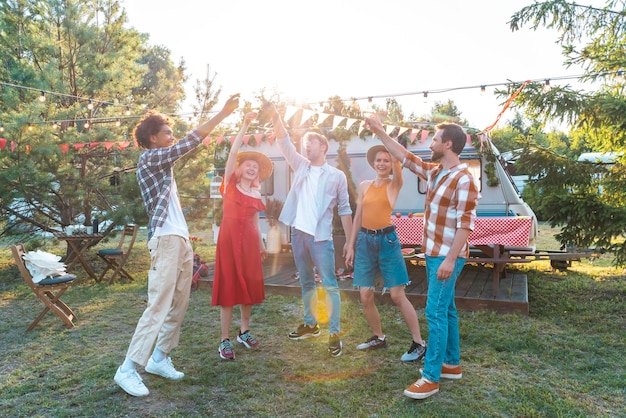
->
[22, 250, 67, 283]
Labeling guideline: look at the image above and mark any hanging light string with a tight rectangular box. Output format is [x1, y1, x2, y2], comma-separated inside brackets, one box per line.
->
[0, 70, 623, 130]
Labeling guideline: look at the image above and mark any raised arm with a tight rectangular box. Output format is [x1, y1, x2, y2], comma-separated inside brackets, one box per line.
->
[387, 156, 403, 207]
[265, 102, 288, 139]
[224, 112, 257, 183]
[193, 93, 240, 139]
[365, 116, 410, 163]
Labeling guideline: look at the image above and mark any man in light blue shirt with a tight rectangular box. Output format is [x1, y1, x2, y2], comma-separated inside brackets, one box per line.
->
[267, 103, 352, 357]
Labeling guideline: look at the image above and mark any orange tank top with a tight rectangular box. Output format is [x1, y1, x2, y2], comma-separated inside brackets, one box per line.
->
[361, 182, 393, 230]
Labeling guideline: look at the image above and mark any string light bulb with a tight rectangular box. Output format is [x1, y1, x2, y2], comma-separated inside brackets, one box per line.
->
[423, 91, 429, 103]
[480, 85, 486, 95]
[115, 119, 121, 127]
[87, 99, 94, 110]
[28, 123, 33, 131]
[38, 91, 46, 102]
[125, 106, 131, 116]
[542, 79, 551, 93]
[616, 70, 625, 82]
[52, 122, 58, 130]
[84, 121, 90, 129]
[0, 123, 4, 132]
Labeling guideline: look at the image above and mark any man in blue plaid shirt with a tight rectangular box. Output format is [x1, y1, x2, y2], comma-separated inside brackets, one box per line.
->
[114, 94, 240, 397]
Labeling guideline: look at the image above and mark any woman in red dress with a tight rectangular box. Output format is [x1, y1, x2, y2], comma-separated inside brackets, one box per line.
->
[212, 112, 273, 360]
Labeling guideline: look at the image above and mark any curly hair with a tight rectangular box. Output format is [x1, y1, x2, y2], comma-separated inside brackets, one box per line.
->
[133, 110, 173, 149]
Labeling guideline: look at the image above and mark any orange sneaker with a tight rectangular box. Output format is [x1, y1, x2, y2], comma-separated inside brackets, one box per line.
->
[403, 378, 439, 400]
[419, 364, 463, 380]
[441, 364, 462, 380]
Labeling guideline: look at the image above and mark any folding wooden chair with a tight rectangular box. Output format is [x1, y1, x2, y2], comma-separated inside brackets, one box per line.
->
[11, 244, 77, 332]
[96, 224, 138, 284]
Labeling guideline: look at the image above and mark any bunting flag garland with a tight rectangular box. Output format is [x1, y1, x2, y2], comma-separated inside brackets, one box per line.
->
[0, 103, 494, 155]
[481, 80, 529, 134]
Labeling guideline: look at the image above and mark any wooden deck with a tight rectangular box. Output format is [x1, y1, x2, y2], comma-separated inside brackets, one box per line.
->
[198, 253, 529, 315]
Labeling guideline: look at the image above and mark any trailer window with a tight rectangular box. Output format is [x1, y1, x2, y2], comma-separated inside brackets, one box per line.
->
[417, 159, 482, 193]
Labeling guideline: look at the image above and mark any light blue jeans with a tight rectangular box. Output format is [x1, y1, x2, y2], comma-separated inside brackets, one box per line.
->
[422, 255, 465, 383]
[291, 228, 341, 335]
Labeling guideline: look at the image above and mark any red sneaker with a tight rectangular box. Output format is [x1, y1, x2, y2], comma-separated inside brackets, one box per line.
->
[403, 378, 439, 400]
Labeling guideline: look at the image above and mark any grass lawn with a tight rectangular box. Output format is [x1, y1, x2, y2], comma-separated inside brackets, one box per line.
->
[0, 223, 624, 417]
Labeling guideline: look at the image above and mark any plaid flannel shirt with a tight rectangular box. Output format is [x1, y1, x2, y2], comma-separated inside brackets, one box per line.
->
[137, 129, 203, 240]
[403, 152, 480, 258]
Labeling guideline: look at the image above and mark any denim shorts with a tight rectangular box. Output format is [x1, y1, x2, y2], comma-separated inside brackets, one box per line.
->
[353, 229, 409, 290]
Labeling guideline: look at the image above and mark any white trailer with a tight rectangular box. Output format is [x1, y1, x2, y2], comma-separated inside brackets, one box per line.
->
[237, 131, 539, 251]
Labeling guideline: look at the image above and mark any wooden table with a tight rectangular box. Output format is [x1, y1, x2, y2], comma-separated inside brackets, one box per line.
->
[391, 216, 534, 296]
[53, 232, 104, 280]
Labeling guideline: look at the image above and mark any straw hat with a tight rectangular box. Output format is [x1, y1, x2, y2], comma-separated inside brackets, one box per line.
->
[236, 151, 273, 182]
[366, 144, 390, 168]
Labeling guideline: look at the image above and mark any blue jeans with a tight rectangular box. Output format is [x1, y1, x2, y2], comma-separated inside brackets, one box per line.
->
[291, 228, 341, 335]
[353, 230, 409, 291]
[422, 255, 465, 383]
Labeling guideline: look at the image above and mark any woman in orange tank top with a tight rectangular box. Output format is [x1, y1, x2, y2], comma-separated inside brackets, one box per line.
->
[345, 144, 427, 362]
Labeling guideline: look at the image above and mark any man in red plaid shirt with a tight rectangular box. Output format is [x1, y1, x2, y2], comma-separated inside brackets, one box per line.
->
[365, 116, 480, 400]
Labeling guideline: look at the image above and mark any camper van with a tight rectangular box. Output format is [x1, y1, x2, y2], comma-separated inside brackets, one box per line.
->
[232, 130, 539, 252]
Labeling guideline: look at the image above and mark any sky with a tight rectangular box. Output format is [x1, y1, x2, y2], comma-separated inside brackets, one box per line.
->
[122, 0, 591, 131]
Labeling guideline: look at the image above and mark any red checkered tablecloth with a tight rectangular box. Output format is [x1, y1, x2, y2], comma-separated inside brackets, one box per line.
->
[391, 216, 532, 247]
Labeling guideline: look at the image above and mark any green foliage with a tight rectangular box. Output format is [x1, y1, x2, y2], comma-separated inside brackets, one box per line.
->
[0, 0, 187, 237]
[502, 1, 626, 266]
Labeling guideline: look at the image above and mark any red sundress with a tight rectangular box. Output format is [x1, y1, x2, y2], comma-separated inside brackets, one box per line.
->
[211, 179, 266, 307]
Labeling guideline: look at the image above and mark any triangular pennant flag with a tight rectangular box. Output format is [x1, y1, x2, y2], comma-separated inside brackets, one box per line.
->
[317, 113, 332, 125]
[284, 105, 299, 121]
[410, 131, 419, 144]
[300, 109, 315, 124]
[254, 133, 263, 144]
[243, 134, 250, 146]
[104, 141, 115, 151]
[58, 143, 69, 155]
[216, 136, 224, 145]
[118, 141, 130, 150]
[421, 130, 429, 143]
[466, 134, 472, 146]
[89, 142, 99, 149]
[332, 116, 346, 131]
[358, 121, 367, 136]
[0, 138, 6, 150]
[345, 118, 358, 130]
[74, 143, 86, 150]
[202, 137, 211, 147]
[398, 127, 409, 137]
[11, 141, 17, 152]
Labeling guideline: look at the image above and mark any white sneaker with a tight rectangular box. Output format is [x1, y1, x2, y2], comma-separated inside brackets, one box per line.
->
[114, 366, 149, 397]
[145, 357, 184, 380]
